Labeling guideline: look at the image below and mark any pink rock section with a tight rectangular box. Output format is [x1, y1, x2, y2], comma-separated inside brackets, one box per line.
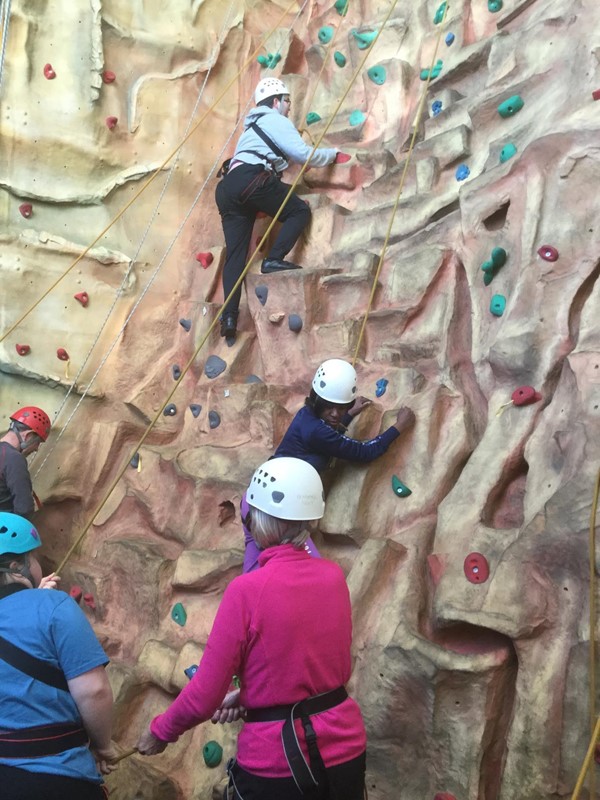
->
[0, 1, 599, 798]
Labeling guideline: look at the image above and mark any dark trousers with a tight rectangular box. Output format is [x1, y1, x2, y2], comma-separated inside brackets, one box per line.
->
[0, 764, 106, 800]
[215, 163, 311, 314]
[227, 752, 366, 800]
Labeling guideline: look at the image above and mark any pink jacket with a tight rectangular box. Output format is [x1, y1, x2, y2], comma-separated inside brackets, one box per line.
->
[151, 545, 366, 777]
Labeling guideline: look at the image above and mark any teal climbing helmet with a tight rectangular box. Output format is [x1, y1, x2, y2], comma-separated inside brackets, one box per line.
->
[0, 513, 42, 555]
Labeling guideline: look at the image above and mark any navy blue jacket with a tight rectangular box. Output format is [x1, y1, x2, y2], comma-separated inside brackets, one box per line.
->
[273, 405, 400, 473]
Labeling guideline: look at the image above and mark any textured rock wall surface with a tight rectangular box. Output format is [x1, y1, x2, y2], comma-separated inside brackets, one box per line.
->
[1, 0, 599, 797]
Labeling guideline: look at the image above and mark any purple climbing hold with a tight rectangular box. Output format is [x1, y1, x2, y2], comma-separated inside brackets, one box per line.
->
[255, 285, 268, 306]
[163, 403, 177, 416]
[205, 355, 227, 379]
[288, 314, 303, 333]
[130, 453, 140, 469]
[189, 404, 202, 418]
[375, 378, 388, 398]
[172, 364, 181, 380]
[179, 318, 192, 332]
[209, 410, 221, 429]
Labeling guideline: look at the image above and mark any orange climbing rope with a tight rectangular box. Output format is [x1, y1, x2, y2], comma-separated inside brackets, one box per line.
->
[55, 0, 403, 573]
[351, 2, 449, 366]
[0, 0, 301, 347]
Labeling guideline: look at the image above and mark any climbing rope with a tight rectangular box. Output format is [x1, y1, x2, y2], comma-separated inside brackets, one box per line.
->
[0, 0, 302, 346]
[351, 2, 449, 365]
[0, 0, 12, 96]
[586, 467, 600, 798]
[570, 714, 600, 800]
[55, 0, 404, 574]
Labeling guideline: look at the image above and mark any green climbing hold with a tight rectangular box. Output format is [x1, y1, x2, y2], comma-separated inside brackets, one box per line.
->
[491, 247, 507, 268]
[318, 26, 334, 44]
[488, 0, 503, 11]
[367, 65, 386, 85]
[334, 0, 349, 15]
[392, 475, 412, 498]
[490, 294, 506, 317]
[306, 112, 322, 125]
[171, 602, 187, 626]
[497, 95, 524, 118]
[257, 53, 281, 69]
[203, 741, 223, 768]
[433, 1, 448, 24]
[420, 60, 443, 81]
[352, 29, 377, 50]
[480, 259, 495, 273]
[499, 143, 517, 163]
[257, 55, 268, 66]
[483, 270, 496, 286]
[349, 110, 366, 126]
[334, 51, 347, 68]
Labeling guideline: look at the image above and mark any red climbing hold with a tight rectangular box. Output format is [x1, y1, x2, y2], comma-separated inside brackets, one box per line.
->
[19, 203, 32, 218]
[15, 344, 31, 356]
[511, 386, 542, 406]
[434, 794, 457, 800]
[537, 245, 559, 262]
[74, 291, 89, 307]
[43, 63, 56, 80]
[56, 348, 70, 361]
[195, 252, 214, 268]
[83, 593, 96, 610]
[593, 89, 600, 102]
[106, 116, 118, 130]
[335, 152, 352, 164]
[102, 70, 116, 84]
[464, 553, 489, 584]
[69, 585, 83, 603]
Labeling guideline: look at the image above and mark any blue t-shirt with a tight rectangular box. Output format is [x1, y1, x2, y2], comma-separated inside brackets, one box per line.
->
[0, 586, 108, 783]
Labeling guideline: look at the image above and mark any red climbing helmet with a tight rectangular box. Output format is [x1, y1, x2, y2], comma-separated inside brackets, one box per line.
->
[10, 407, 51, 441]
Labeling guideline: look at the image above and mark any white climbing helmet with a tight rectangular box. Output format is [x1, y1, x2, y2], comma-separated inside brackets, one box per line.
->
[312, 359, 358, 404]
[247, 457, 325, 520]
[255, 77, 290, 104]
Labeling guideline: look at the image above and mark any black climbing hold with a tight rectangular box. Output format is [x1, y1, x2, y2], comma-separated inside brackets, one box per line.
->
[255, 285, 268, 306]
[205, 355, 227, 379]
[245, 375, 263, 384]
[130, 453, 140, 469]
[164, 403, 177, 416]
[209, 410, 221, 429]
[288, 314, 303, 332]
[172, 365, 181, 380]
[189, 404, 202, 418]
[179, 318, 192, 332]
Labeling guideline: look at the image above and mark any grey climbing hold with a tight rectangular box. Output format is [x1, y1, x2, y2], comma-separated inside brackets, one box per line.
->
[205, 355, 227, 379]
[179, 318, 191, 332]
[334, 51, 346, 67]
[367, 65, 386, 85]
[172, 364, 181, 380]
[209, 410, 221, 429]
[189, 404, 202, 418]
[245, 375, 263, 384]
[288, 314, 303, 332]
[255, 285, 268, 306]
[163, 403, 177, 416]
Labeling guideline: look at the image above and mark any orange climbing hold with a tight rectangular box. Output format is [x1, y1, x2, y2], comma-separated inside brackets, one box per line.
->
[56, 348, 70, 361]
[43, 63, 56, 80]
[19, 203, 32, 218]
[106, 116, 118, 130]
[102, 70, 116, 84]
[15, 344, 30, 356]
[74, 291, 89, 307]
[195, 252, 214, 268]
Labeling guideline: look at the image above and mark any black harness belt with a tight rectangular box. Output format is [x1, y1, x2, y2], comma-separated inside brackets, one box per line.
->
[245, 686, 348, 796]
[0, 723, 89, 758]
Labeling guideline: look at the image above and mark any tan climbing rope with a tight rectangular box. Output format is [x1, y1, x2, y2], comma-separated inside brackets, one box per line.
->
[55, 0, 403, 574]
[351, 2, 449, 366]
[571, 714, 600, 800]
[0, 0, 301, 346]
[586, 467, 600, 798]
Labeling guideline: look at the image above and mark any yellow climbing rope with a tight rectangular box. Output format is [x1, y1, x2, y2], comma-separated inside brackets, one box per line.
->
[0, 0, 301, 346]
[55, 0, 403, 573]
[586, 467, 600, 798]
[351, 2, 449, 365]
[571, 714, 600, 800]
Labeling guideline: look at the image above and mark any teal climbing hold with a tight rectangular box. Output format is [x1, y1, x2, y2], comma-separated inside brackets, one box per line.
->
[334, 0, 349, 15]
[318, 26, 334, 44]
[171, 603, 187, 626]
[349, 110, 366, 126]
[499, 143, 517, 163]
[203, 741, 223, 768]
[481, 260, 495, 273]
[433, 1, 447, 24]
[258, 53, 281, 69]
[421, 60, 443, 81]
[483, 270, 496, 286]
[306, 112, 321, 125]
[481, 248, 507, 284]
[352, 29, 377, 50]
[257, 55, 268, 67]
[497, 95, 524, 118]
[490, 294, 506, 317]
[392, 475, 412, 498]
[488, 0, 503, 11]
[491, 247, 507, 268]
[334, 51, 347, 67]
[367, 65, 386, 85]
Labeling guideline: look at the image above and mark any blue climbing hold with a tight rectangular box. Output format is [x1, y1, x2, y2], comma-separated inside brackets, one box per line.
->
[172, 364, 181, 380]
[184, 664, 198, 680]
[367, 65, 386, 85]
[288, 314, 303, 333]
[179, 318, 191, 332]
[189, 404, 202, 418]
[163, 403, 177, 416]
[130, 453, 140, 469]
[205, 355, 227, 379]
[334, 51, 346, 67]
[375, 378, 388, 398]
[352, 29, 377, 50]
[455, 164, 470, 182]
[433, 1, 447, 24]
[171, 602, 187, 626]
[349, 110, 366, 126]
[490, 294, 506, 316]
[318, 26, 334, 44]
[499, 143, 517, 163]
[245, 375, 263, 384]
[445, 32, 455, 46]
[209, 410, 221, 429]
[432, 100, 443, 116]
[306, 112, 321, 125]
[498, 95, 524, 118]
[255, 285, 268, 306]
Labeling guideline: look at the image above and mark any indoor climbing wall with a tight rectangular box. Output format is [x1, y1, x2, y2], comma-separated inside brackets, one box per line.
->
[0, 0, 599, 797]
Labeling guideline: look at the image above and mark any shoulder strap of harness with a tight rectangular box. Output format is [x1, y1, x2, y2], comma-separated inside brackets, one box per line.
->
[249, 122, 287, 162]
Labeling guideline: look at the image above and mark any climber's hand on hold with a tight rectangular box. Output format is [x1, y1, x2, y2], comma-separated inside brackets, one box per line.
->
[394, 407, 416, 433]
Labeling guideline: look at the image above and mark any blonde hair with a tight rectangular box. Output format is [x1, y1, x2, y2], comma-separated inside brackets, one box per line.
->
[249, 507, 309, 550]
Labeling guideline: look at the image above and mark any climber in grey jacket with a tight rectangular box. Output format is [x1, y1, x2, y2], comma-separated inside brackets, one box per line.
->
[215, 77, 338, 345]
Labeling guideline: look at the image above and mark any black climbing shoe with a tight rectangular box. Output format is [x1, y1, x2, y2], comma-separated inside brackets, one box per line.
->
[220, 311, 238, 346]
[261, 258, 302, 274]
